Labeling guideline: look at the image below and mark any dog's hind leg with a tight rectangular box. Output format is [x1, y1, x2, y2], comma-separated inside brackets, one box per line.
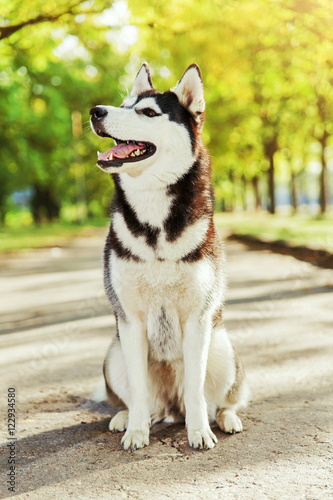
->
[103, 337, 129, 432]
[109, 410, 129, 432]
[205, 328, 249, 434]
[104, 338, 128, 406]
[216, 407, 243, 434]
[216, 347, 248, 434]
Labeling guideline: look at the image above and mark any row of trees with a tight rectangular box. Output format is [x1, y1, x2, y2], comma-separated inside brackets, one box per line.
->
[0, 0, 332, 224]
[128, 0, 333, 214]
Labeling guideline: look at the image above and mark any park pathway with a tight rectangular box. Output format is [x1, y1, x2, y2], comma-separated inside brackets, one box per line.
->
[0, 228, 332, 499]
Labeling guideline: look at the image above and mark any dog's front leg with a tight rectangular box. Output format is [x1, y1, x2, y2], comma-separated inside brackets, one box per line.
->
[118, 317, 150, 450]
[183, 314, 217, 449]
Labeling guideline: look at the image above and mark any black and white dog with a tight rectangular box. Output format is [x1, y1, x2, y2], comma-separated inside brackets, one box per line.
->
[90, 63, 248, 450]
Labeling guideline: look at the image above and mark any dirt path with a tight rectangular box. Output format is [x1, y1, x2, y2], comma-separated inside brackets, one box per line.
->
[0, 229, 332, 499]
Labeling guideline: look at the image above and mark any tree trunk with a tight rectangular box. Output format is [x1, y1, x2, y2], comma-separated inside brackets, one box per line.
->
[241, 175, 247, 212]
[227, 198, 234, 213]
[316, 95, 330, 215]
[291, 169, 297, 214]
[220, 198, 226, 212]
[264, 136, 278, 215]
[268, 153, 275, 214]
[30, 185, 60, 225]
[0, 209, 5, 226]
[228, 170, 234, 212]
[319, 132, 329, 214]
[252, 176, 261, 210]
[320, 162, 327, 214]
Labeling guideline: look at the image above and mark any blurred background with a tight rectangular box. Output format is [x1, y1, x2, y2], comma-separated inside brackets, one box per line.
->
[1, 0, 333, 252]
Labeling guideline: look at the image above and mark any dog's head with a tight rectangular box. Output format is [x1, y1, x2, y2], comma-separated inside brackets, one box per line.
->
[90, 63, 205, 180]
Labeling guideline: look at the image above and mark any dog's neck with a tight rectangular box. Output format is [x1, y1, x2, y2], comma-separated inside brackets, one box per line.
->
[111, 149, 214, 231]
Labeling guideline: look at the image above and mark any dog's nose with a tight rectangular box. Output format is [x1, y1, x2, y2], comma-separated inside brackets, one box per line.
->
[90, 106, 108, 120]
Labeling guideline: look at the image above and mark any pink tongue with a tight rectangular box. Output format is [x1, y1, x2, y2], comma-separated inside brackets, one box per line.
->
[98, 142, 145, 161]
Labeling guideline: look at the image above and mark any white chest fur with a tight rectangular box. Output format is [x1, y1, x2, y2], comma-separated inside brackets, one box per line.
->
[121, 177, 173, 228]
[109, 255, 218, 361]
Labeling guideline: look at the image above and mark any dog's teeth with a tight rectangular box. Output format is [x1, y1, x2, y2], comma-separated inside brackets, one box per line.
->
[142, 149, 146, 155]
[135, 150, 140, 156]
[130, 152, 135, 157]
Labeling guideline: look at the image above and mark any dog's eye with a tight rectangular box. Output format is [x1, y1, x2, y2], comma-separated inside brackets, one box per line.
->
[142, 108, 157, 117]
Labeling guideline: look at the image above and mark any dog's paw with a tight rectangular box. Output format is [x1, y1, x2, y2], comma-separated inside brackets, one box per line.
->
[121, 428, 149, 451]
[109, 410, 129, 433]
[216, 409, 243, 434]
[188, 428, 217, 449]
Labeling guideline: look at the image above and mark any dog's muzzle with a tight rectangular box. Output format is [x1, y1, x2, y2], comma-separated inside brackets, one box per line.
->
[89, 105, 157, 170]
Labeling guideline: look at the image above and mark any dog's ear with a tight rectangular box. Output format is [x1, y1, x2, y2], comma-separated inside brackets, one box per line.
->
[173, 64, 205, 116]
[130, 62, 154, 97]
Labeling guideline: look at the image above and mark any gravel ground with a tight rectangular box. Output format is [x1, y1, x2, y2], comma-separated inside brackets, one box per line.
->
[0, 229, 332, 499]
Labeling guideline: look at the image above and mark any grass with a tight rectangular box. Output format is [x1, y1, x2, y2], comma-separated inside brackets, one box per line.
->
[0, 218, 109, 253]
[1, 212, 333, 254]
[214, 212, 333, 251]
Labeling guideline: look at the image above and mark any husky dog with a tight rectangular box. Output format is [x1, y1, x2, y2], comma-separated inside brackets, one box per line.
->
[90, 63, 248, 451]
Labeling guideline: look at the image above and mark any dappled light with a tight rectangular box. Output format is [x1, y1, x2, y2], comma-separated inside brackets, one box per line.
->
[1, 235, 332, 497]
[0, 2, 333, 498]
[0, 0, 333, 229]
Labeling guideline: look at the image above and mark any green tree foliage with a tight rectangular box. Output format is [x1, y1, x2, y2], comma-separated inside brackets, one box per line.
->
[0, 0, 332, 223]
[0, 0, 125, 222]
[127, 0, 333, 213]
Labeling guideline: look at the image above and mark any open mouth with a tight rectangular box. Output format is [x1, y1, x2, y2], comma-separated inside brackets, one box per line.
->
[96, 135, 156, 169]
